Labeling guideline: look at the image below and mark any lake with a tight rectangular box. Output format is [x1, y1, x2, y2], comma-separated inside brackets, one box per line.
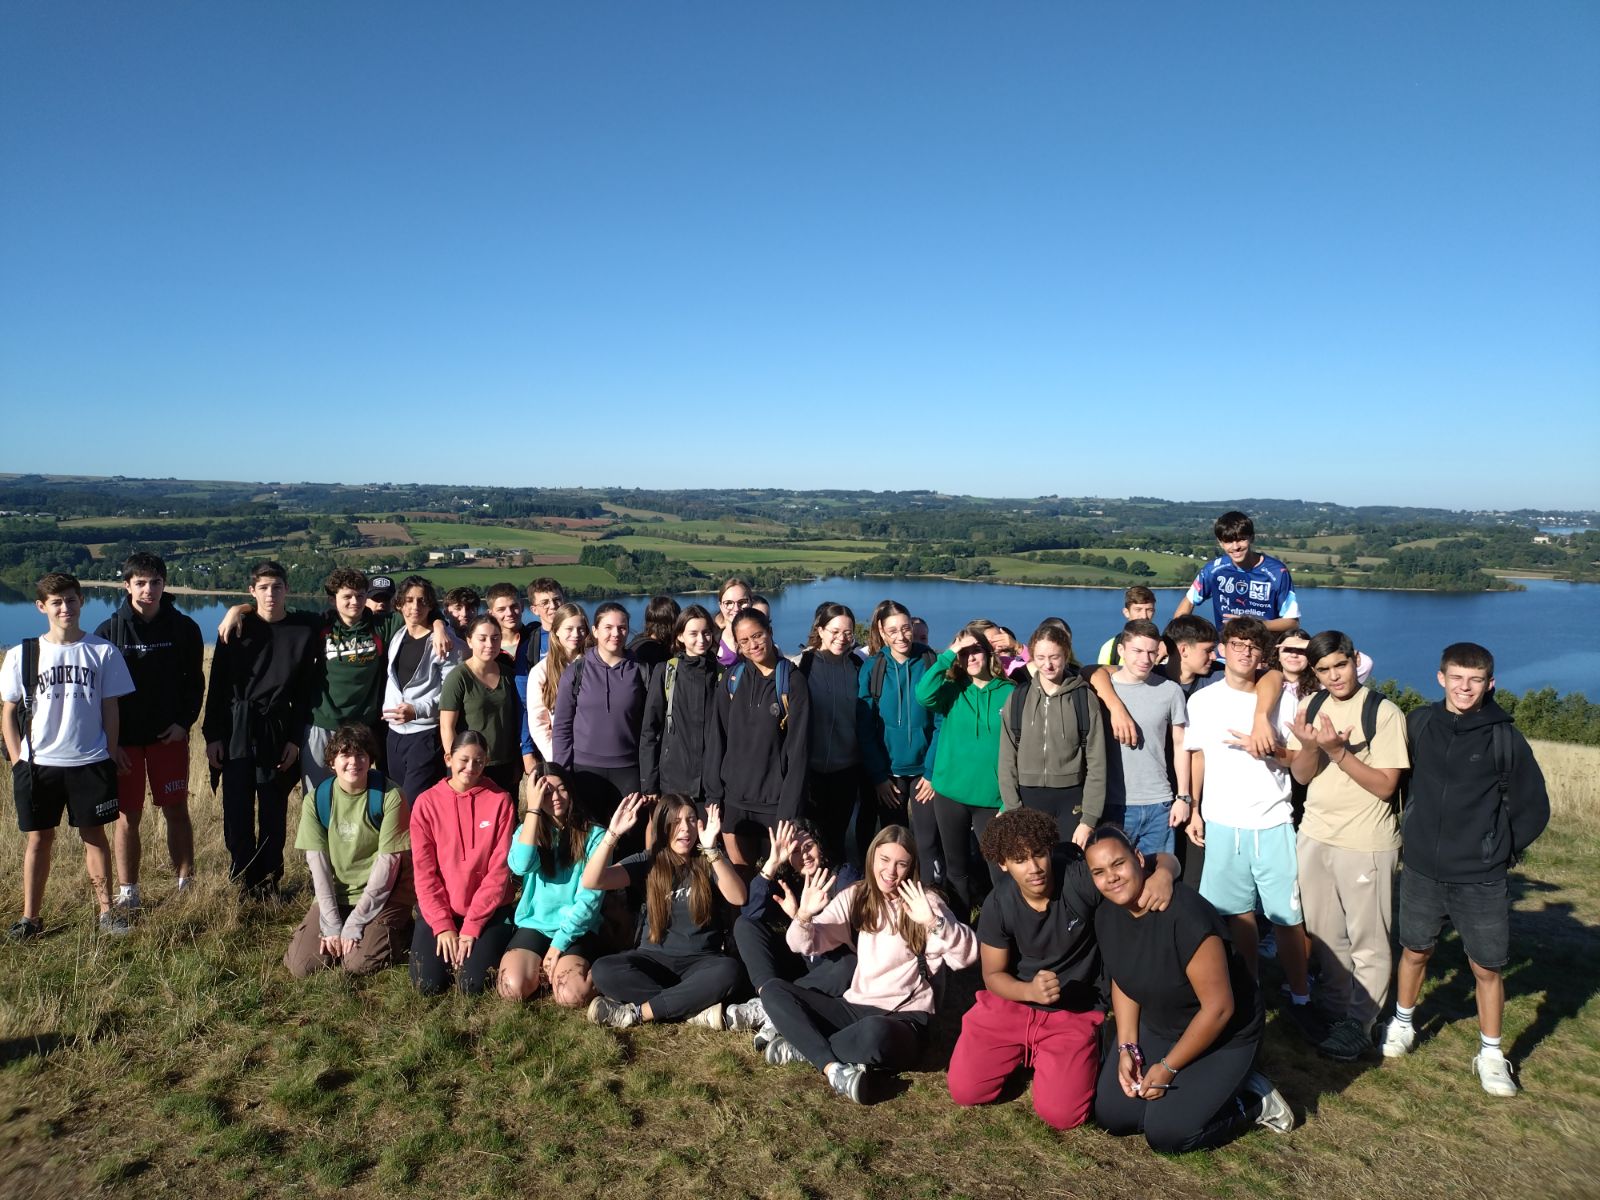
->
[2, 577, 1595, 698]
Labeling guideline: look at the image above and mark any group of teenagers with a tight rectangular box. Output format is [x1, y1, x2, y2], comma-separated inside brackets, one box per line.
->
[0, 509, 1553, 1154]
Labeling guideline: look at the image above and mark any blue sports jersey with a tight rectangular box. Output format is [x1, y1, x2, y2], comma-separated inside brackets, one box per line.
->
[1184, 553, 1300, 627]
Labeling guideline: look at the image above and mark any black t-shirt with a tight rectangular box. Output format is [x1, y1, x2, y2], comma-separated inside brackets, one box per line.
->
[618, 852, 728, 957]
[977, 846, 1105, 1012]
[392, 628, 430, 692]
[1093, 883, 1262, 1044]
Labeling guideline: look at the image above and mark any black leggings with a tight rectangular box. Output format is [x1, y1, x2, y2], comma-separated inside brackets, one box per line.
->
[901, 778, 945, 888]
[410, 905, 517, 996]
[1094, 1028, 1258, 1153]
[807, 766, 868, 867]
[589, 944, 743, 1023]
[1017, 784, 1084, 845]
[932, 793, 1000, 918]
[732, 915, 857, 995]
[760, 981, 928, 1072]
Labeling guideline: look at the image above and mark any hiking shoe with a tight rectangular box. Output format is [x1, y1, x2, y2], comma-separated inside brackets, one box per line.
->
[1474, 1052, 1518, 1097]
[114, 886, 142, 912]
[1240, 1070, 1295, 1133]
[586, 997, 641, 1030]
[1380, 1019, 1417, 1058]
[764, 1036, 806, 1067]
[685, 1003, 724, 1030]
[826, 1062, 866, 1103]
[1283, 1001, 1328, 1045]
[8, 917, 43, 943]
[724, 996, 768, 1032]
[97, 911, 133, 938]
[1318, 1018, 1372, 1063]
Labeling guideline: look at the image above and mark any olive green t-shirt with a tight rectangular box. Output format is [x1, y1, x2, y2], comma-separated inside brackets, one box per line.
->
[294, 779, 410, 902]
[438, 664, 519, 765]
[1290, 687, 1409, 852]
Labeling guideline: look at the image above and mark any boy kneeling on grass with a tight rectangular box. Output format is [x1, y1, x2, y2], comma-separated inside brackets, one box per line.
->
[3, 573, 136, 940]
[282, 722, 414, 977]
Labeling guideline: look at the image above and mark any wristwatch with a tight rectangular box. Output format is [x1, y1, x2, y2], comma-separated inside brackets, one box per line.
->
[1174, 794, 1192, 806]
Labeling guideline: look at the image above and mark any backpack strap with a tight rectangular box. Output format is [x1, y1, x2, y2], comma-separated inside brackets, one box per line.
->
[868, 652, 888, 702]
[1007, 674, 1032, 742]
[1304, 689, 1328, 727]
[365, 770, 387, 832]
[314, 776, 334, 830]
[15, 637, 40, 763]
[569, 652, 585, 706]
[1360, 689, 1382, 749]
[663, 656, 680, 733]
[774, 658, 791, 732]
[1072, 683, 1090, 748]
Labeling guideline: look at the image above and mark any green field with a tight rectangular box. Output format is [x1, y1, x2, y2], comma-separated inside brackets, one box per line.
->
[402, 522, 588, 556]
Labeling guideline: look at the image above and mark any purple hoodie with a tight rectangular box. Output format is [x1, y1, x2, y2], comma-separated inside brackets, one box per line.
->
[551, 651, 648, 769]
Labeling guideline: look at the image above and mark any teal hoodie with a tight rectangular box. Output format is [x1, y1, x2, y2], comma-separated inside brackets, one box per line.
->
[914, 649, 1016, 809]
[508, 824, 605, 952]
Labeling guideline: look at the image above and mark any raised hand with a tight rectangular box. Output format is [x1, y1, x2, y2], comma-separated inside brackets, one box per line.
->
[699, 803, 723, 850]
[774, 878, 802, 921]
[609, 792, 649, 838]
[797, 869, 836, 921]
[1314, 715, 1352, 758]
[896, 879, 937, 928]
[768, 819, 797, 868]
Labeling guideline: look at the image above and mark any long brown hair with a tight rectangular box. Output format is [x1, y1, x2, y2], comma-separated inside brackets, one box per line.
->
[848, 825, 928, 957]
[943, 619, 1005, 684]
[866, 599, 911, 654]
[530, 769, 596, 880]
[645, 795, 714, 945]
[540, 602, 591, 709]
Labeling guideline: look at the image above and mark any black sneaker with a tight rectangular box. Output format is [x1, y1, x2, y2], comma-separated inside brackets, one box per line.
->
[1318, 1018, 1372, 1063]
[7, 916, 44, 942]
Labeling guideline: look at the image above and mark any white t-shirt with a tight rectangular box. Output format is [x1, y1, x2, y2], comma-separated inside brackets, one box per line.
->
[0, 634, 135, 766]
[1186, 680, 1292, 829]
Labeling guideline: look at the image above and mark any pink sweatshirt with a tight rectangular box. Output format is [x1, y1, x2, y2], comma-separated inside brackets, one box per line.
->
[787, 882, 977, 1013]
[411, 780, 515, 939]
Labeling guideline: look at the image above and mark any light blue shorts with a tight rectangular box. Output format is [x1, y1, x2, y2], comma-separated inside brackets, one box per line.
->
[1198, 820, 1302, 927]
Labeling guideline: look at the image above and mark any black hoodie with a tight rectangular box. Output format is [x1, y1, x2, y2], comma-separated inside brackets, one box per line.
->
[95, 596, 205, 746]
[704, 660, 810, 820]
[639, 652, 719, 797]
[1402, 700, 1549, 883]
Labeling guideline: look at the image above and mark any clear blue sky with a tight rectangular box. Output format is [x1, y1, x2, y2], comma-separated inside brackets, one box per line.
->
[3, 2, 1596, 510]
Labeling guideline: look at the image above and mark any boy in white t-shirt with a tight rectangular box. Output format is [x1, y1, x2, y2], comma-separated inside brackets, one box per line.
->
[2, 573, 136, 940]
[1185, 617, 1317, 1041]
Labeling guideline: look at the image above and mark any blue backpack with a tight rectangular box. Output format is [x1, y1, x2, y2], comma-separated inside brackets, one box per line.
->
[313, 769, 388, 833]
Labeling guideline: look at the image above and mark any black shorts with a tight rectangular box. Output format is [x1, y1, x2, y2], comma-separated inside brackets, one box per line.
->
[504, 927, 603, 962]
[1397, 867, 1510, 970]
[13, 759, 120, 832]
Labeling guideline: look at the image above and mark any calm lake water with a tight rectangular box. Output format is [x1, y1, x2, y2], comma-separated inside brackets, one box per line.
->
[2, 577, 1595, 698]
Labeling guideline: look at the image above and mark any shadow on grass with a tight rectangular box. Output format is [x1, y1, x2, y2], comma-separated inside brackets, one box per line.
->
[1504, 875, 1597, 1063]
[0, 1032, 65, 1066]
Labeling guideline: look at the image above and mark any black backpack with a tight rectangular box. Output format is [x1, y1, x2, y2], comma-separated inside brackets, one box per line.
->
[3, 638, 39, 764]
[1007, 673, 1091, 750]
[1304, 687, 1384, 750]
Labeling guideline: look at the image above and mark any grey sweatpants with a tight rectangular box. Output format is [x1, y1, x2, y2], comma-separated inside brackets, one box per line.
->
[1296, 834, 1399, 1031]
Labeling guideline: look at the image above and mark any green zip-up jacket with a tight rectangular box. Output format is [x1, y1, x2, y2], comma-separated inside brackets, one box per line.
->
[914, 649, 1016, 809]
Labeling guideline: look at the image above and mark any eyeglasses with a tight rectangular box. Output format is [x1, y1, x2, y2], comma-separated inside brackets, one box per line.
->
[1226, 640, 1263, 656]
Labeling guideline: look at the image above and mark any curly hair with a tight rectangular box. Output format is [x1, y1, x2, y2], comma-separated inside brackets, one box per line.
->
[325, 720, 379, 763]
[979, 808, 1059, 865]
[323, 567, 369, 597]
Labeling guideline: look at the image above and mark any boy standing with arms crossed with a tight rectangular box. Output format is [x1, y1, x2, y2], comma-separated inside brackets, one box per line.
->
[96, 552, 204, 908]
[3, 573, 136, 938]
[1379, 642, 1548, 1095]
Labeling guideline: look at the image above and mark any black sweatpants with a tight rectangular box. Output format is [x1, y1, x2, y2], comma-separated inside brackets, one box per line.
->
[576, 762, 642, 853]
[732, 915, 858, 995]
[1093, 1028, 1258, 1154]
[589, 944, 743, 1023]
[220, 758, 294, 892]
[932, 793, 1000, 918]
[807, 766, 868, 867]
[1017, 784, 1085, 845]
[760, 980, 928, 1071]
[387, 727, 446, 804]
[902, 778, 945, 887]
[410, 905, 517, 996]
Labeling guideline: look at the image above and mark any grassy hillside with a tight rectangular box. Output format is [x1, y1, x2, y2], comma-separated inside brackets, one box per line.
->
[0, 742, 1595, 1200]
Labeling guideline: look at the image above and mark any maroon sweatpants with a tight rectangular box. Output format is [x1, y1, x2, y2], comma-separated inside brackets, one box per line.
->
[947, 989, 1104, 1130]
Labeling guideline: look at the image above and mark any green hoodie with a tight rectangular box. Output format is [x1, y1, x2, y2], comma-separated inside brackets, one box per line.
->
[914, 649, 1016, 809]
[310, 609, 406, 730]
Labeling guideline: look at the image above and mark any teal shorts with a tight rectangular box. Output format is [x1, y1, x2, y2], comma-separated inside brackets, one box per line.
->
[1198, 820, 1302, 927]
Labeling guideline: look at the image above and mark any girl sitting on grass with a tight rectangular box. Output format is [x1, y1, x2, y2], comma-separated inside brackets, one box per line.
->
[760, 825, 976, 1103]
[581, 793, 748, 1029]
[499, 768, 605, 1008]
[408, 730, 517, 996]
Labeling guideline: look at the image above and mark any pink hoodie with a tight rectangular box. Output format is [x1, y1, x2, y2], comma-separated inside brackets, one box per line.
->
[787, 882, 977, 1013]
[411, 779, 515, 939]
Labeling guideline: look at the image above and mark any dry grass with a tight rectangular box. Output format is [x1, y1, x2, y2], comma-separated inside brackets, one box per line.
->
[0, 743, 1596, 1199]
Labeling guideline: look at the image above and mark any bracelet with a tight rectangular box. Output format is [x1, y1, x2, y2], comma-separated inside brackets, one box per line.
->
[1118, 1042, 1143, 1071]
[702, 845, 725, 863]
[1156, 1056, 1179, 1076]
[601, 830, 619, 844]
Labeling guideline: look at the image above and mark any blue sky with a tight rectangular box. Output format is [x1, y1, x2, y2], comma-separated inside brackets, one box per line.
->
[2, 2, 1596, 510]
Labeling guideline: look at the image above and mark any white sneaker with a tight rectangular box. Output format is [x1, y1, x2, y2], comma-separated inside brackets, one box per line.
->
[1380, 1019, 1417, 1058]
[724, 997, 768, 1032]
[1474, 1051, 1517, 1097]
[114, 886, 142, 912]
[764, 1036, 806, 1067]
[1241, 1070, 1294, 1133]
[586, 997, 641, 1029]
[685, 1003, 724, 1030]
